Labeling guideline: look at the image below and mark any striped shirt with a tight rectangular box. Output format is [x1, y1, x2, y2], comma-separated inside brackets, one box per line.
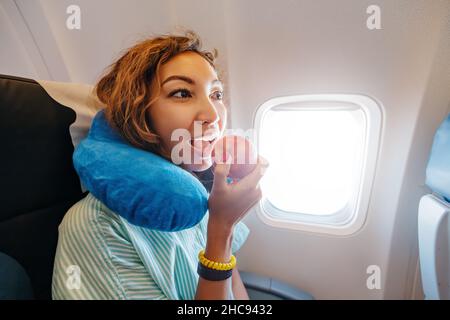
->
[52, 193, 249, 300]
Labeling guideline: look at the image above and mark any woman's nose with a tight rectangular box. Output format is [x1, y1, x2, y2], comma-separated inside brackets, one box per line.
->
[197, 96, 220, 126]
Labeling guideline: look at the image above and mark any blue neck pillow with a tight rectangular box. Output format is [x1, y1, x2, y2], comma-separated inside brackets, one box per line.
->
[73, 110, 209, 231]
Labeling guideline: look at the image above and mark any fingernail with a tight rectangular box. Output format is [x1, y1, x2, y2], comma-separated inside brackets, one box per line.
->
[261, 159, 269, 167]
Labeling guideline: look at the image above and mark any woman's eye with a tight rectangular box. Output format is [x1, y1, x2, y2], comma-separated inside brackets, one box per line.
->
[170, 89, 192, 99]
[212, 91, 224, 100]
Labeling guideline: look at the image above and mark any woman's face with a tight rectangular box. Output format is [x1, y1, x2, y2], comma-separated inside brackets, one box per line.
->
[148, 51, 227, 172]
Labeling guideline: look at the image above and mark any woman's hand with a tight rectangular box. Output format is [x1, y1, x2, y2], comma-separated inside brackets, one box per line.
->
[208, 154, 270, 233]
[196, 155, 269, 300]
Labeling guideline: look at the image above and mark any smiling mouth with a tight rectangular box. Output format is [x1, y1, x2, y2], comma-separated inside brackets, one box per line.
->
[189, 137, 217, 155]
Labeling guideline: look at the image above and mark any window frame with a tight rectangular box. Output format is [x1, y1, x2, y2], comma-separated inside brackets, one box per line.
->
[253, 94, 383, 236]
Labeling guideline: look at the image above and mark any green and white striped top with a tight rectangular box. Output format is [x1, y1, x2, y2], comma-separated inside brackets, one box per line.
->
[52, 193, 249, 300]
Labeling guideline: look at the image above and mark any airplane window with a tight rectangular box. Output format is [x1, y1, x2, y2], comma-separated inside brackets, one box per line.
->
[254, 95, 382, 235]
[260, 108, 364, 215]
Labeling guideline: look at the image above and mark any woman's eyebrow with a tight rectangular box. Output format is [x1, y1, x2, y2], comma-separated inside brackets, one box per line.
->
[162, 75, 193, 86]
[161, 75, 222, 87]
[211, 79, 223, 87]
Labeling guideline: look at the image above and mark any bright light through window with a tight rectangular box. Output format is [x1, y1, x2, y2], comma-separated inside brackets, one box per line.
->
[255, 94, 382, 235]
[260, 108, 365, 215]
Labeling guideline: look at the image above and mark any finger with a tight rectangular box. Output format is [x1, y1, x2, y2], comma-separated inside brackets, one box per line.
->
[237, 188, 263, 221]
[255, 187, 263, 199]
[212, 153, 233, 190]
[236, 156, 269, 190]
[258, 155, 269, 167]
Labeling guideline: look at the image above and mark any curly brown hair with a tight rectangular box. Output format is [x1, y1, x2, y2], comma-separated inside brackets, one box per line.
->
[95, 31, 218, 156]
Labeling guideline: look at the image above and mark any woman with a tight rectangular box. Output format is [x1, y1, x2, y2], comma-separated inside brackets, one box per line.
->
[52, 31, 269, 300]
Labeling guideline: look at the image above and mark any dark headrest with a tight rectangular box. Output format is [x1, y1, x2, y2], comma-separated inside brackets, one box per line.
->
[0, 74, 82, 220]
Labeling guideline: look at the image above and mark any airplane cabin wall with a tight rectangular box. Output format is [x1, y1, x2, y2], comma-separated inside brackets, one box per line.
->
[384, 13, 450, 299]
[0, 2, 39, 79]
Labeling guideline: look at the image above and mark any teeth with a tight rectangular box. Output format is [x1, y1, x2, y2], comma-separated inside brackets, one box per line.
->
[192, 134, 217, 142]
[190, 139, 213, 150]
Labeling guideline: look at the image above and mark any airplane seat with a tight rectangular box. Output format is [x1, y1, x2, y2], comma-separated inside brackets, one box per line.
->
[0, 252, 33, 300]
[0, 74, 86, 299]
[0, 74, 313, 300]
[418, 113, 450, 300]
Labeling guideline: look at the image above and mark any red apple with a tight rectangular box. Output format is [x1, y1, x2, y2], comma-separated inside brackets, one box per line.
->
[212, 135, 258, 180]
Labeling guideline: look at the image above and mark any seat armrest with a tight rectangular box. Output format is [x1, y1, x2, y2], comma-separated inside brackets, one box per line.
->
[240, 270, 314, 300]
